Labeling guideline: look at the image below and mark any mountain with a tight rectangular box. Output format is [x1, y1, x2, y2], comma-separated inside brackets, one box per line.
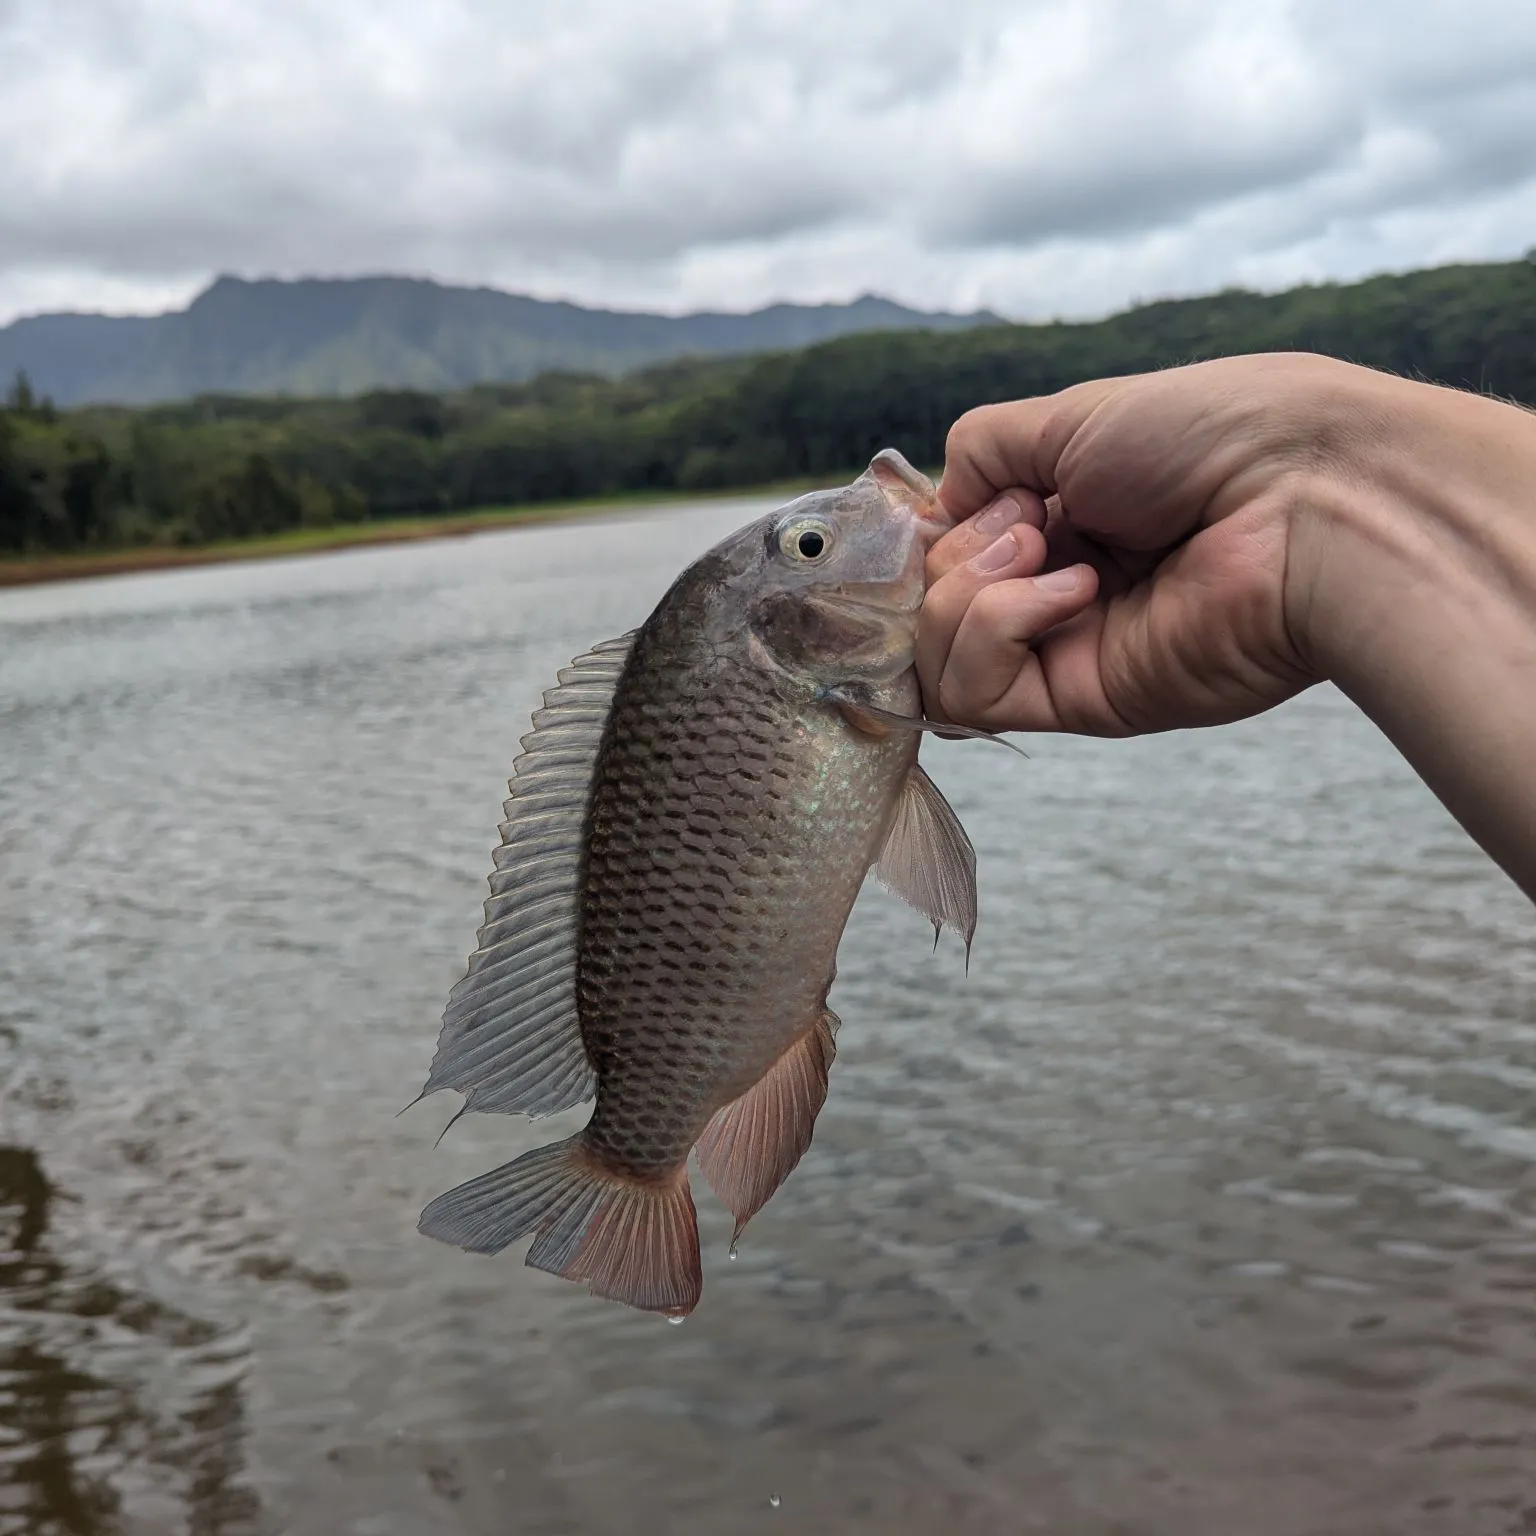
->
[0, 275, 1000, 406]
[7, 256, 1534, 561]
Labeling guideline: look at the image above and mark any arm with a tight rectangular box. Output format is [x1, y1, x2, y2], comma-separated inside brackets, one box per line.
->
[918, 354, 1536, 899]
[1295, 371, 1536, 899]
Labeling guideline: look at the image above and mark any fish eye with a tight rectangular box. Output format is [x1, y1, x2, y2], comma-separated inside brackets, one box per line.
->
[777, 516, 834, 564]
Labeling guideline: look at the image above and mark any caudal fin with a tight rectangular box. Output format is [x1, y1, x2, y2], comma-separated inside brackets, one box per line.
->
[418, 1136, 702, 1316]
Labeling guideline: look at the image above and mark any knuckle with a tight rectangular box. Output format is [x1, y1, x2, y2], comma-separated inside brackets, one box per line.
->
[925, 566, 979, 622]
[935, 668, 967, 719]
[925, 526, 972, 578]
[969, 580, 1022, 630]
[943, 405, 996, 464]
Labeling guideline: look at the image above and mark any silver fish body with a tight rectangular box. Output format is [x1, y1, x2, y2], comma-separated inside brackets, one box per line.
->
[417, 449, 980, 1315]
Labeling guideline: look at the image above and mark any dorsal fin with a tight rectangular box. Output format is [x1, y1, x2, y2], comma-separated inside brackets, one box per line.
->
[418, 633, 635, 1119]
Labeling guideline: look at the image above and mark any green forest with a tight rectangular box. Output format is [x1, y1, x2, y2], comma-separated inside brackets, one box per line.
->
[3, 257, 1533, 556]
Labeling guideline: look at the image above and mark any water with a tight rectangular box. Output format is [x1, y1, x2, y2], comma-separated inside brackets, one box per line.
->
[1, 498, 1533, 1535]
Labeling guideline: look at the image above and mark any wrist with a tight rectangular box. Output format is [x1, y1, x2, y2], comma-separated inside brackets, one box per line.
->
[1288, 368, 1536, 680]
[1283, 365, 1536, 896]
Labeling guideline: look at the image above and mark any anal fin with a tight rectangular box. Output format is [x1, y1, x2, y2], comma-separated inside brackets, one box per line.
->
[874, 762, 978, 959]
[694, 1012, 837, 1243]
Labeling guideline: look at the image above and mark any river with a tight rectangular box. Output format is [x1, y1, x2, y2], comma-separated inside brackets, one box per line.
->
[2, 497, 1534, 1535]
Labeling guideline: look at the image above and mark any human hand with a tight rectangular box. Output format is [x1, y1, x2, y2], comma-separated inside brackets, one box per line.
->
[916, 351, 1536, 899]
[916, 353, 1378, 735]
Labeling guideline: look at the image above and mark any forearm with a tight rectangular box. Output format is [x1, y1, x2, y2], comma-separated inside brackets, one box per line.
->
[1292, 373, 1536, 899]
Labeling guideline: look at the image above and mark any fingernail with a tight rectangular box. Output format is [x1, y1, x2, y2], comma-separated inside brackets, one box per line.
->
[1035, 566, 1082, 593]
[971, 493, 1023, 538]
[970, 532, 1018, 573]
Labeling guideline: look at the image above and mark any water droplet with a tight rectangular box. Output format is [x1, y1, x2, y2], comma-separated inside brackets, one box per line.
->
[666, 1315, 685, 1326]
[768, 1494, 781, 1508]
[728, 1244, 738, 1261]
[492, 1468, 506, 1485]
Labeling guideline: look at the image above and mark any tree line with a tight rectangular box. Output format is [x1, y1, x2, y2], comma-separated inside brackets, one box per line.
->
[3, 257, 1533, 555]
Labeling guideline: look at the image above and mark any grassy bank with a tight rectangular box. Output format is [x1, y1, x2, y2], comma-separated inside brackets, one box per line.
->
[0, 475, 842, 588]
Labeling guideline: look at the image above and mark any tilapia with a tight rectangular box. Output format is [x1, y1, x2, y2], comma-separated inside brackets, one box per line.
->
[416, 448, 985, 1316]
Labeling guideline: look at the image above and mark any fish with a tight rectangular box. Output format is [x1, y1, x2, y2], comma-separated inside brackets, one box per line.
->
[415, 448, 989, 1317]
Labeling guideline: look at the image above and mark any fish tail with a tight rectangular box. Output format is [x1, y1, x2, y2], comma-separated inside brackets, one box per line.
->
[418, 1135, 703, 1317]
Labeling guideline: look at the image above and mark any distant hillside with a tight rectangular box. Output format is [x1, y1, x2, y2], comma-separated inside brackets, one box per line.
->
[5, 256, 1534, 560]
[0, 275, 999, 406]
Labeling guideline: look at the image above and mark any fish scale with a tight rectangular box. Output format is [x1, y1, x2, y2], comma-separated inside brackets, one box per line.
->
[416, 449, 984, 1315]
[578, 630, 918, 1178]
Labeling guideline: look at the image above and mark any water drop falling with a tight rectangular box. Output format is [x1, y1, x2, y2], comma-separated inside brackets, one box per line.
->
[768, 1494, 781, 1508]
[728, 1243, 739, 1261]
[667, 1315, 685, 1326]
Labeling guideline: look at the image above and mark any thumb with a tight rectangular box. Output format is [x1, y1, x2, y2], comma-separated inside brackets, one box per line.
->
[934, 564, 1102, 729]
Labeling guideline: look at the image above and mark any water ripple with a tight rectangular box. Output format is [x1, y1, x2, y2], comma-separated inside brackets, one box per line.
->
[2, 502, 1534, 1533]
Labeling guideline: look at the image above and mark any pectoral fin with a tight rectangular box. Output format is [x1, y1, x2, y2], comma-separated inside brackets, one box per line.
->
[874, 763, 978, 959]
[825, 689, 1027, 756]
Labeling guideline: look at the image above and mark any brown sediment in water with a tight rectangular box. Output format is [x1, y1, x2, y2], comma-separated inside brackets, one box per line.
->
[0, 505, 630, 589]
[0, 519, 500, 588]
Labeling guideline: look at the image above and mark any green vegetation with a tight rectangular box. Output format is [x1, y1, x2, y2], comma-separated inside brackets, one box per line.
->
[3, 258, 1533, 560]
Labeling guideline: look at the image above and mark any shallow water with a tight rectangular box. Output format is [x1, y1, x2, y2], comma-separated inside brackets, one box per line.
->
[1, 498, 1533, 1536]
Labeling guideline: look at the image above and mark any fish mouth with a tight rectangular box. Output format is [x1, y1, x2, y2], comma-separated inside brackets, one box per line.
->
[909, 495, 951, 537]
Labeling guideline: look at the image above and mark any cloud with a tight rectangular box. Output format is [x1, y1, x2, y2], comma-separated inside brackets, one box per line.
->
[0, 0, 1533, 325]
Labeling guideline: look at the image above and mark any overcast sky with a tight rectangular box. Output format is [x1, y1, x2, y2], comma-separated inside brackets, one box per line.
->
[1, 0, 1533, 325]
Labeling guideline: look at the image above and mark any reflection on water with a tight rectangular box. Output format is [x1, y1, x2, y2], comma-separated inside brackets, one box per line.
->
[1, 499, 1534, 1534]
[0, 1146, 256, 1535]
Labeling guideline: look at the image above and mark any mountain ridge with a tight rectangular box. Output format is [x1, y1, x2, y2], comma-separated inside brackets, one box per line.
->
[0, 274, 1000, 406]
[5, 256, 1534, 562]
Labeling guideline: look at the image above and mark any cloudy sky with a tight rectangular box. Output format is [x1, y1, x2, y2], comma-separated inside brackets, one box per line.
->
[1, 0, 1533, 325]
